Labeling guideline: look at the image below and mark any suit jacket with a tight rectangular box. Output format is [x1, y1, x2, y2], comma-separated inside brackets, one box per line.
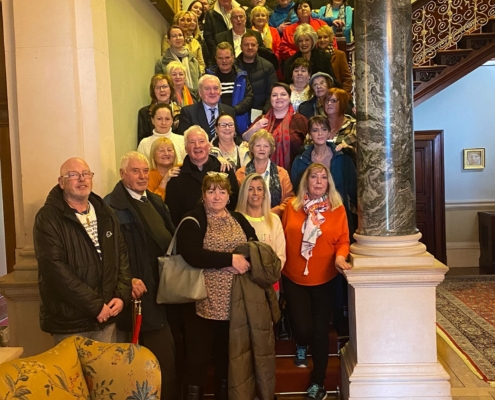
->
[177, 101, 237, 138]
[215, 28, 264, 51]
[104, 181, 175, 332]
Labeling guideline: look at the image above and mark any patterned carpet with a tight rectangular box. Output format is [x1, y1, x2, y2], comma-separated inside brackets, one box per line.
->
[436, 275, 495, 385]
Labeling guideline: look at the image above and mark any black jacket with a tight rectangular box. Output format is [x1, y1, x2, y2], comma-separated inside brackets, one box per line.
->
[236, 53, 278, 112]
[176, 204, 258, 269]
[204, 9, 252, 58]
[105, 182, 175, 332]
[34, 186, 132, 334]
[284, 48, 340, 86]
[177, 101, 237, 138]
[165, 155, 240, 227]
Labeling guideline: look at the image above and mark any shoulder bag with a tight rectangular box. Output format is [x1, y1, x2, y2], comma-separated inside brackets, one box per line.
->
[156, 216, 207, 304]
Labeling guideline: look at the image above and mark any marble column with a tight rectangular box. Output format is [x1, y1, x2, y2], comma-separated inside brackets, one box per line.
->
[340, 0, 451, 398]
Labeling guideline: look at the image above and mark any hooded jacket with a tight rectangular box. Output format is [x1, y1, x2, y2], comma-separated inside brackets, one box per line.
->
[34, 185, 132, 334]
[207, 64, 253, 133]
[291, 142, 357, 235]
[105, 181, 175, 332]
[228, 241, 281, 400]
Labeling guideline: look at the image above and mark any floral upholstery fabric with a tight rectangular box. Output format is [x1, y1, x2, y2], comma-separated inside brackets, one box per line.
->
[0, 336, 161, 400]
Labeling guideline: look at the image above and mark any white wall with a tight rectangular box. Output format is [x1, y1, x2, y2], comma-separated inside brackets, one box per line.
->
[106, 0, 168, 167]
[414, 63, 495, 266]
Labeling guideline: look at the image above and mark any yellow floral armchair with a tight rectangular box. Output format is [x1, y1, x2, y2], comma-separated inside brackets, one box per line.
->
[0, 336, 161, 399]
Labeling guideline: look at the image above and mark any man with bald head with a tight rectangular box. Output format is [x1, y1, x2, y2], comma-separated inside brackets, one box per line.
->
[34, 157, 132, 344]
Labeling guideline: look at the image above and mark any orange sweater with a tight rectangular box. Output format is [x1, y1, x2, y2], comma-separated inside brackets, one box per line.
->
[148, 169, 166, 200]
[282, 198, 350, 286]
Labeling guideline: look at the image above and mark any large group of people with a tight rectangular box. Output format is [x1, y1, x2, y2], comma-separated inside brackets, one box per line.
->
[33, 0, 357, 399]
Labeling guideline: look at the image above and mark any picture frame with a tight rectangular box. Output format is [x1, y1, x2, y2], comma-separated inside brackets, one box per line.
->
[463, 148, 485, 170]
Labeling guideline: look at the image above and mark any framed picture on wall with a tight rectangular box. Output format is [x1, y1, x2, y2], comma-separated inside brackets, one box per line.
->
[463, 148, 485, 170]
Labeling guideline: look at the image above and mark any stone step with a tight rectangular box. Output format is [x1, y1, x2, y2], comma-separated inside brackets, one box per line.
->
[433, 49, 472, 67]
[458, 32, 495, 51]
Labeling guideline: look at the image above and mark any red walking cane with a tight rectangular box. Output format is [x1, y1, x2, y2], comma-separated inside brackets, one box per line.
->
[131, 299, 142, 344]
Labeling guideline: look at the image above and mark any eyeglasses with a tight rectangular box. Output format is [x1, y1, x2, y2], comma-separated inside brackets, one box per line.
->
[155, 84, 170, 91]
[312, 82, 327, 88]
[325, 97, 339, 104]
[61, 171, 94, 181]
[207, 171, 229, 178]
[218, 123, 234, 128]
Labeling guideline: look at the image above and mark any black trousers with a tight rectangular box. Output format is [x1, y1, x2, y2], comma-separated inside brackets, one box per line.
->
[282, 274, 336, 386]
[167, 302, 229, 387]
[140, 326, 180, 400]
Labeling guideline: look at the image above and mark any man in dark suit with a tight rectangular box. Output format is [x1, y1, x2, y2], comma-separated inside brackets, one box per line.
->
[177, 74, 237, 139]
[214, 7, 264, 57]
[105, 151, 179, 400]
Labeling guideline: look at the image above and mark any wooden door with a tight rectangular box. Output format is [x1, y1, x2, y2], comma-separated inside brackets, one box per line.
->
[415, 130, 447, 264]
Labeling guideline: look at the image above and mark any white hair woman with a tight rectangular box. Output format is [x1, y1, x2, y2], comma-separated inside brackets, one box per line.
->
[282, 162, 351, 400]
[165, 61, 200, 107]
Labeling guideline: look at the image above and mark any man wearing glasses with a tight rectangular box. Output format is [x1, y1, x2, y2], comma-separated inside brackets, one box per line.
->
[34, 157, 132, 345]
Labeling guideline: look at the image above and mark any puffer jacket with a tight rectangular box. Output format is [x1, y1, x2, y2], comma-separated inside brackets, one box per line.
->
[236, 54, 278, 113]
[34, 185, 132, 334]
[229, 241, 281, 400]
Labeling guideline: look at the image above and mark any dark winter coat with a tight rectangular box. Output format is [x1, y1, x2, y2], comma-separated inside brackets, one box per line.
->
[284, 48, 340, 87]
[34, 185, 132, 334]
[105, 182, 175, 332]
[165, 155, 240, 227]
[236, 53, 278, 113]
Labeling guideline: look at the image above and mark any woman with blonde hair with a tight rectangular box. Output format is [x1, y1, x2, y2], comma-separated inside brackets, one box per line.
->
[283, 162, 351, 400]
[236, 129, 294, 217]
[236, 173, 286, 293]
[147, 137, 181, 201]
[165, 61, 200, 107]
[250, 5, 280, 59]
[317, 25, 353, 94]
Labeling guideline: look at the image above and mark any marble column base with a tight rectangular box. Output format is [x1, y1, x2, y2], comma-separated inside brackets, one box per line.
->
[341, 235, 452, 399]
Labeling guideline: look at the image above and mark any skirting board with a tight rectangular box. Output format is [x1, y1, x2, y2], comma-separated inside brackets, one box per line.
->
[446, 242, 479, 268]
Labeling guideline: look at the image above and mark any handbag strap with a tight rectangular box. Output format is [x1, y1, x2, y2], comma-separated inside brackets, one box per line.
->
[166, 216, 200, 256]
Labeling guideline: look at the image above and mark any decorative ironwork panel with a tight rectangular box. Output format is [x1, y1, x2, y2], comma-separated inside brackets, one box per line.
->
[412, 0, 495, 65]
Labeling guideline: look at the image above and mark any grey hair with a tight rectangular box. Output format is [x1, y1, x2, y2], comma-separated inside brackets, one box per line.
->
[198, 74, 221, 91]
[120, 151, 149, 171]
[184, 125, 209, 144]
[294, 23, 318, 50]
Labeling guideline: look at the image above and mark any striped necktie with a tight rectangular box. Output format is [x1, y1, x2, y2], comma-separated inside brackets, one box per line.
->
[208, 108, 216, 139]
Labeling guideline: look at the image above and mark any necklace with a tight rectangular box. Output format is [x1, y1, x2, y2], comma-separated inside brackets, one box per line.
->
[66, 199, 91, 226]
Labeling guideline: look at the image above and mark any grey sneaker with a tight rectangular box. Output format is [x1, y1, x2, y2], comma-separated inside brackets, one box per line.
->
[305, 383, 327, 400]
[294, 344, 308, 368]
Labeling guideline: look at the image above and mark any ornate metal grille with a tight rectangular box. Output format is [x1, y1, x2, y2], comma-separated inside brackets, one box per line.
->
[412, 0, 495, 66]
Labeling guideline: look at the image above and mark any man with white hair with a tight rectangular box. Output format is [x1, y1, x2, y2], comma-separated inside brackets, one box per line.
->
[177, 74, 237, 139]
[105, 151, 179, 400]
[166, 126, 239, 226]
[34, 157, 132, 344]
